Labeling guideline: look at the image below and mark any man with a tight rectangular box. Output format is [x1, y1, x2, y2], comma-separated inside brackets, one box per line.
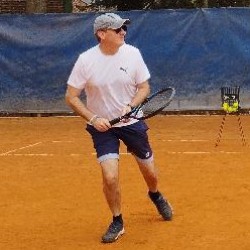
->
[65, 12, 173, 243]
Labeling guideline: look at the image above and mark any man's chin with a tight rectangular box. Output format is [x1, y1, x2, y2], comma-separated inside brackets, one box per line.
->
[119, 41, 125, 47]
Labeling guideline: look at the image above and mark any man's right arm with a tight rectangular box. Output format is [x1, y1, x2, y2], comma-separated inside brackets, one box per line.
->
[65, 85, 94, 122]
[65, 85, 111, 131]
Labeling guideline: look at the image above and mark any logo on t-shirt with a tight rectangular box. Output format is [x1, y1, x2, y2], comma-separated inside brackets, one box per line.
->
[120, 67, 128, 74]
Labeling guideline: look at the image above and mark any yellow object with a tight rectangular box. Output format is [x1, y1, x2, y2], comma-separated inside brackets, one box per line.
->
[222, 102, 229, 111]
[233, 101, 239, 108]
[222, 102, 238, 113]
[227, 106, 234, 113]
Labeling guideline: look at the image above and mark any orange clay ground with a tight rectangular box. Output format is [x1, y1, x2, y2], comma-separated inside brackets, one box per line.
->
[0, 115, 250, 250]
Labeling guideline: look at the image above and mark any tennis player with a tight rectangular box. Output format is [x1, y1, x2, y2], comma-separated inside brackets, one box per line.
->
[65, 12, 173, 243]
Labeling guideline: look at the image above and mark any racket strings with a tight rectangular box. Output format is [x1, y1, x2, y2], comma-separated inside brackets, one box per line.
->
[109, 87, 175, 125]
[141, 91, 173, 115]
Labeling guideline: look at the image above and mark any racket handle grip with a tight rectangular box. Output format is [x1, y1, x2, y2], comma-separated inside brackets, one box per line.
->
[109, 117, 121, 126]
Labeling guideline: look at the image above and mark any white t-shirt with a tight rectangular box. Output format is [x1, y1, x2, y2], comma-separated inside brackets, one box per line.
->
[67, 43, 150, 126]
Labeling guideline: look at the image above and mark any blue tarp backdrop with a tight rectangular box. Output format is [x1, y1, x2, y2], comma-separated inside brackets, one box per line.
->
[0, 8, 250, 112]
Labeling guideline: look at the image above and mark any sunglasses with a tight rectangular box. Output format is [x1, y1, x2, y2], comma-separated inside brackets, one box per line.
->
[112, 25, 128, 34]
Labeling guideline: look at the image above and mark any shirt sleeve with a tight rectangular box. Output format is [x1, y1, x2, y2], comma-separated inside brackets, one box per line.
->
[67, 55, 87, 90]
[134, 49, 151, 84]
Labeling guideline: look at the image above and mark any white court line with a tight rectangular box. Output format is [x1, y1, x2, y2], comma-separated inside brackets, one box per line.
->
[0, 151, 242, 156]
[167, 152, 210, 154]
[51, 140, 73, 143]
[0, 140, 74, 156]
[162, 139, 208, 142]
[10, 153, 55, 156]
[0, 153, 80, 156]
[92, 151, 241, 155]
[166, 151, 241, 154]
[0, 142, 42, 156]
[91, 152, 131, 155]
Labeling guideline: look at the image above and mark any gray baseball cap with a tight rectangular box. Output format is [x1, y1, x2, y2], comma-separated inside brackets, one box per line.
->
[94, 13, 130, 34]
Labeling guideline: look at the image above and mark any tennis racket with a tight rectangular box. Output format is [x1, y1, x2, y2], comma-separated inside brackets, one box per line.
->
[109, 87, 176, 126]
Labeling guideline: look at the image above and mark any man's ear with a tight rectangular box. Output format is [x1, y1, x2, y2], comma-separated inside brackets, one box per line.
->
[96, 30, 106, 41]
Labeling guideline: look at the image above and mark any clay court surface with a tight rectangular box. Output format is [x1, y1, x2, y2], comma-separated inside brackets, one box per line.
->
[1, 115, 250, 250]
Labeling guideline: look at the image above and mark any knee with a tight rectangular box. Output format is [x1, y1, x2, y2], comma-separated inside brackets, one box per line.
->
[103, 174, 118, 189]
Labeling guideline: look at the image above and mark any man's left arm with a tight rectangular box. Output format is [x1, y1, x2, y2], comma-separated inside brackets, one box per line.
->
[122, 81, 150, 115]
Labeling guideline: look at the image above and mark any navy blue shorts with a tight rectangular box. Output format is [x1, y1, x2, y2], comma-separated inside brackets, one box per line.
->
[86, 120, 153, 162]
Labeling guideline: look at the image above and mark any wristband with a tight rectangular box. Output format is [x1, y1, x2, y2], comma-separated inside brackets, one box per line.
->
[89, 115, 99, 125]
[127, 104, 134, 109]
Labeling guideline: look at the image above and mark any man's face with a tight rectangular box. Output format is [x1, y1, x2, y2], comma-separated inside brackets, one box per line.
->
[98, 25, 127, 47]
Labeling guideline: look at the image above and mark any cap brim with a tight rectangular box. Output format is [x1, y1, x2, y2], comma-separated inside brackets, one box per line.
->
[123, 19, 131, 25]
[110, 18, 131, 29]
